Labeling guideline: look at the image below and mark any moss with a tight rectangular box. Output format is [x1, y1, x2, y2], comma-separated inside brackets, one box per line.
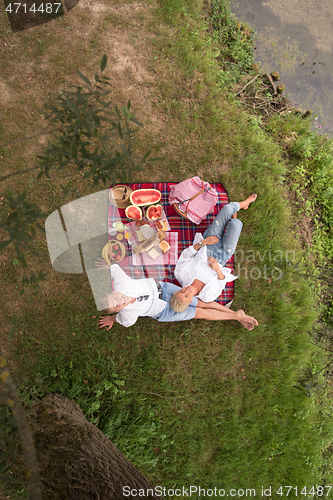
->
[271, 71, 280, 81]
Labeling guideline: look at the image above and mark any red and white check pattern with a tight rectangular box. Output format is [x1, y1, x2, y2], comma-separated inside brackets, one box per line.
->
[169, 176, 218, 224]
[130, 228, 178, 267]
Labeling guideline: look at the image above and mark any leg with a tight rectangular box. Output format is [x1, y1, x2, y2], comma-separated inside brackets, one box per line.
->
[195, 305, 238, 321]
[203, 202, 240, 241]
[202, 192, 257, 242]
[238, 194, 257, 210]
[197, 299, 258, 326]
[197, 299, 258, 325]
[194, 307, 258, 330]
[205, 217, 243, 266]
[217, 218, 243, 264]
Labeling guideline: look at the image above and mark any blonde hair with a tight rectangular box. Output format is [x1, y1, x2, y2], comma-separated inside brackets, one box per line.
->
[170, 292, 189, 313]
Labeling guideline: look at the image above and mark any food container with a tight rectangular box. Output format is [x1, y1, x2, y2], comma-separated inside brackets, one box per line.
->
[102, 240, 126, 265]
[113, 221, 126, 231]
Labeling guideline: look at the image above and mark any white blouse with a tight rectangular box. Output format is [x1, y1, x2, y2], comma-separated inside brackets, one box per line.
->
[174, 233, 238, 302]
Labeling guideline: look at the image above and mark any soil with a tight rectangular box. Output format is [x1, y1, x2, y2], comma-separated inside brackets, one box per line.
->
[0, 0, 170, 384]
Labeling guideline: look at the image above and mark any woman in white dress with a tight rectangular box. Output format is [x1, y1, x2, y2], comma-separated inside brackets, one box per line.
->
[170, 194, 257, 312]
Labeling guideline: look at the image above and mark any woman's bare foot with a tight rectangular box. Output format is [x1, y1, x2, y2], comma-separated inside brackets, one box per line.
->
[231, 212, 238, 220]
[236, 310, 258, 330]
[239, 194, 257, 211]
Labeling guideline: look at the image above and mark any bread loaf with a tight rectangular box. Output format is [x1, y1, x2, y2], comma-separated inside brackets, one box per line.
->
[133, 233, 160, 255]
[157, 230, 166, 242]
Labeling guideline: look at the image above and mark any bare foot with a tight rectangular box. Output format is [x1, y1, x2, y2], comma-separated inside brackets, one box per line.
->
[239, 320, 254, 331]
[236, 310, 258, 330]
[239, 194, 257, 211]
[231, 212, 238, 219]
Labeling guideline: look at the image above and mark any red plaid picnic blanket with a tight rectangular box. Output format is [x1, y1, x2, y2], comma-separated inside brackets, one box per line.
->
[108, 182, 234, 306]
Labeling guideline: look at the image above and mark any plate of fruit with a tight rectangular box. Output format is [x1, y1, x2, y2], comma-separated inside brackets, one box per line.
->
[102, 240, 126, 265]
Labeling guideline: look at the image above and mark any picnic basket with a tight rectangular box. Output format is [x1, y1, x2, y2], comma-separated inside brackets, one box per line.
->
[171, 178, 218, 222]
[109, 185, 133, 209]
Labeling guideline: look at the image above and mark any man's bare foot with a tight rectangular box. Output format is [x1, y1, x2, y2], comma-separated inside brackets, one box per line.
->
[239, 194, 257, 211]
[240, 321, 254, 330]
[236, 310, 258, 330]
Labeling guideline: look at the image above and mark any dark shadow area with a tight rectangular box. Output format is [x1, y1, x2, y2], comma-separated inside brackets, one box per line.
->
[64, 0, 80, 11]
[4, 0, 64, 32]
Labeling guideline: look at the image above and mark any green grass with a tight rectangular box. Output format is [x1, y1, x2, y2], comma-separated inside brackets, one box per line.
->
[0, 0, 333, 497]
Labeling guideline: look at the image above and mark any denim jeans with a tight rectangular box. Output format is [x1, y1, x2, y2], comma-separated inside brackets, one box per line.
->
[203, 202, 242, 267]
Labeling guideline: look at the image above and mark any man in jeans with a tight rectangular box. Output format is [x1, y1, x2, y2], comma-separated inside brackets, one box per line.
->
[170, 194, 257, 311]
[95, 263, 258, 331]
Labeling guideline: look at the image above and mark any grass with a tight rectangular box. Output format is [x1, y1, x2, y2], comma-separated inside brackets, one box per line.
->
[0, 0, 332, 497]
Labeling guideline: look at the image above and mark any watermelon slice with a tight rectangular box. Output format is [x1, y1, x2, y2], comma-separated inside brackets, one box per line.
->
[125, 205, 143, 220]
[130, 189, 162, 206]
[146, 204, 162, 221]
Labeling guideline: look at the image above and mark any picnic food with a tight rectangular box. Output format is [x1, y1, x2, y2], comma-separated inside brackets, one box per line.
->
[137, 232, 146, 242]
[157, 230, 166, 242]
[146, 204, 162, 221]
[135, 220, 149, 228]
[133, 230, 165, 255]
[125, 231, 132, 239]
[125, 205, 143, 220]
[147, 247, 161, 260]
[155, 220, 168, 231]
[159, 240, 171, 254]
[116, 233, 123, 240]
[102, 240, 125, 265]
[139, 225, 156, 240]
[113, 221, 126, 231]
[130, 189, 162, 206]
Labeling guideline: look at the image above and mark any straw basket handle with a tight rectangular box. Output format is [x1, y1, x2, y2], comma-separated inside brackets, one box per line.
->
[173, 180, 212, 219]
[183, 183, 206, 214]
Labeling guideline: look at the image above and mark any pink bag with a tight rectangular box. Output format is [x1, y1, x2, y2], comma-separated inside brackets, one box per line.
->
[169, 177, 218, 224]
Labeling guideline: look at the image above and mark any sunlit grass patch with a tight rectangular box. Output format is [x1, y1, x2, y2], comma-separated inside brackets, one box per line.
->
[0, 0, 332, 495]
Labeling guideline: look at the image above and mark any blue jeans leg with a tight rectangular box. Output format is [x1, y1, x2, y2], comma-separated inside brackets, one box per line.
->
[203, 202, 242, 266]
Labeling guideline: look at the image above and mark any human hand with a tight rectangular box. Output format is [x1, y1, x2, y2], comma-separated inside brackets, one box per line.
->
[95, 258, 110, 270]
[207, 256, 220, 273]
[98, 316, 115, 331]
[204, 236, 219, 245]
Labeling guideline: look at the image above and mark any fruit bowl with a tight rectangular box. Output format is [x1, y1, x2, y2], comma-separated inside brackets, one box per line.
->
[102, 240, 126, 265]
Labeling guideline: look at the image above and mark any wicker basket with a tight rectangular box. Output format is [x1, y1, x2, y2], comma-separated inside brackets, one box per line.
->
[102, 240, 126, 265]
[173, 181, 207, 219]
[109, 185, 133, 209]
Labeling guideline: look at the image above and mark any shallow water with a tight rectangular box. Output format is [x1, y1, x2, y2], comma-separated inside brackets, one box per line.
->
[230, 0, 333, 136]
